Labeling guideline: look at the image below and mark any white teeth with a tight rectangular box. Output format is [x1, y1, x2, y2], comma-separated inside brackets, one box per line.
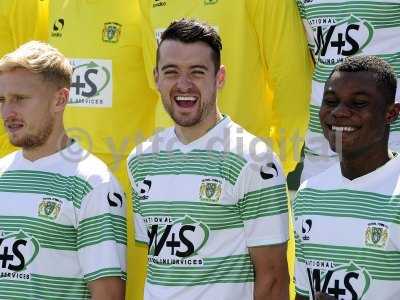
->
[175, 96, 196, 101]
[332, 126, 356, 132]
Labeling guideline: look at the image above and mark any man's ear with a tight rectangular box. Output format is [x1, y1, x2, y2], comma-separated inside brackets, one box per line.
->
[385, 102, 400, 124]
[54, 87, 69, 112]
[216, 65, 225, 89]
[154, 68, 160, 90]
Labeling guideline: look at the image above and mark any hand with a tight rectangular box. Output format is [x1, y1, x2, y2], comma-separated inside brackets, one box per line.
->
[315, 292, 336, 300]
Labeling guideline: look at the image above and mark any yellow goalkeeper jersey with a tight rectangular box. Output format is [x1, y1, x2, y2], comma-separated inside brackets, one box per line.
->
[49, 0, 158, 160]
[0, 0, 48, 157]
[140, 0, 313, 173]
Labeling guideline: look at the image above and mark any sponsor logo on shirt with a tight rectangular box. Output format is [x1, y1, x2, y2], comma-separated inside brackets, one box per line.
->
[69, 59, 113, 108]
[309, 14, 374, 65]
[136, 179, 152, 200]
[0, 229, 40, 281]
[102, 22, 122, 43]
[38, 197, 62, 220]
[364, 222, 389, 248]
[260, 162, 278, 180]
[153, 0, 167, 8]
[306, 260, 371, 300]
[146, 215, 209, 266]
[107, 192, 123, 208]
[199, 178, 222, 203]
[301, 218, 313, 241]
[51, 18, 65, 38]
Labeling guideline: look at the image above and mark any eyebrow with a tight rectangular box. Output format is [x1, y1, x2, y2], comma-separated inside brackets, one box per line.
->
[160, 64, 209, 71]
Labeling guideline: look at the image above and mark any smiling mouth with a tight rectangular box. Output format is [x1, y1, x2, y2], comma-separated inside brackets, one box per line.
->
[329, 125, 357, 132]
[174, 95, 198, 108]
[5, 122, 24, 134]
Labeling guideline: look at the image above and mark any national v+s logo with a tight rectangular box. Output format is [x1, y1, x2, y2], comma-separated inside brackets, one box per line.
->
[307, 261, 371, 300]
[311, 14, 374, 65]
[153, 0, 167, 8]
[69, 59, 113, 108]
[0, 229, 40, 280]
[147, 215, 209, 265]
[102, 22, 122, 43]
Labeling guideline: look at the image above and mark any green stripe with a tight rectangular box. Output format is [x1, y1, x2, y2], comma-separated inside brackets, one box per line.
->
[294, 188, 400, 224]
[296, 242, 400, 280]
[147, 254, 253, 286]
[138, 201, 243, 230]
[303, 2, 400, 29]
[0, 170, 92, 209]
[313, 53, 400, 83]
[238, 185, 288, 221]
[77, 214, 127, 249]
[308, 104, 323, 134]
[128, 150, 247, 186]
[295, 286, 309, 297]
[0, 273, 89, 299]
[0, 216, 77, 251]
[84, 268, 126, 282]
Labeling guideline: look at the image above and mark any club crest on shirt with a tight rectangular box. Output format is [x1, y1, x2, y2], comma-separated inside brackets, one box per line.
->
[199, 178, 222, 203]
[102, 22, 122, 43]
[364, 222, 389, 248]
[38, 197, 62, 220]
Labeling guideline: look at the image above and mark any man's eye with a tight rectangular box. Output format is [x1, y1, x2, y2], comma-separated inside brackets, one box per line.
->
[353, 100, 368, 108]
[192, 70, 205, 75]
[322, 98, 338, 107]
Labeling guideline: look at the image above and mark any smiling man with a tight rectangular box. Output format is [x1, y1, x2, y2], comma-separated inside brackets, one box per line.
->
[0, 41, 126, 299]
[127, 19, 290, 300]
[293, 56, 400, 300]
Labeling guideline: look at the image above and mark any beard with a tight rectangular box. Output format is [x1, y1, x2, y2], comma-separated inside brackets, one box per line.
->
[9, 116, 54, 149]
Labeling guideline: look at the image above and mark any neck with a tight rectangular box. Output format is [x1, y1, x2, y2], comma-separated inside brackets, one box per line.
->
[175, 111, 223, 144]
[23, 127, 69, 161]
[340, 145, 391, 180]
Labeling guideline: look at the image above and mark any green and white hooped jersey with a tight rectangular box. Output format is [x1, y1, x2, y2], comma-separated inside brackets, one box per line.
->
[127, 117, 289, 300]
[0, 144, 126, 299]
[294, 156, 400, 300]
[297, 0, 400, 160]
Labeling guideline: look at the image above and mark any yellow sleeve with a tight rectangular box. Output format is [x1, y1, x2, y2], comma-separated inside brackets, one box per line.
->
[253, 0, 313, 173]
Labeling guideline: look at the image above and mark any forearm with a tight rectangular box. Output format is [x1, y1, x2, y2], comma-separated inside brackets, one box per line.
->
[254, 268, 289, 300]
[88, 277, 125, 300]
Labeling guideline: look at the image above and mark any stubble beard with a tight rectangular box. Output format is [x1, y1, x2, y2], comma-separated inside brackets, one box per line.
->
[10, 116, 55, 150]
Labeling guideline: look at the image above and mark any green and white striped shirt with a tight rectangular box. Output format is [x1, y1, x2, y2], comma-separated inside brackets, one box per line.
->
[0, 143, 126, 299]
[294, 156, 400, 299]
[128, 117, 289, 300]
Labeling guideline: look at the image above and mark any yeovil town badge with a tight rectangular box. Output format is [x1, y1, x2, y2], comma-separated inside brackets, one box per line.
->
[102, 22, 122, 43]
[38, 198, 62, 220]
[365, 222, 389, 248]
[199, 178, 222, 203]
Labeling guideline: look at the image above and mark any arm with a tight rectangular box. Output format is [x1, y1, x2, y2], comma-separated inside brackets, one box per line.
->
[249, 243, 289, 300]
[88, 277, 125, 300]
[295, 294, 308, 300]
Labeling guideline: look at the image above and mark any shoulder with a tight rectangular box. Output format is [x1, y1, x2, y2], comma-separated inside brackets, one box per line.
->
[0, 151, 21, 171]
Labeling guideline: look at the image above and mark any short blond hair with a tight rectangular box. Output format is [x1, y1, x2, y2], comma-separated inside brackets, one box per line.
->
[0, 41, 72, 88]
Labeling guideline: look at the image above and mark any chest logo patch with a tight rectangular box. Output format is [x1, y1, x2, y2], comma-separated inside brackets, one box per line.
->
[102, 22, 122, 43]
[38, 198, 62, 220]
[199, 178, 222, 203]
[365, 222, 389, 248]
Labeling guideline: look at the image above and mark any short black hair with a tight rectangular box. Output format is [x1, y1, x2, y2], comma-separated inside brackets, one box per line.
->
[156, 18, 222, 73]
[327, 55, 397, 104]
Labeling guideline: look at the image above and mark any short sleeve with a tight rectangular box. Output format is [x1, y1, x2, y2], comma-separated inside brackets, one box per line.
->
[236, 152, 289, 247]
[293, 190, 310, 298]
[76, 175, 127, 282]
[127, 165, 148, 244]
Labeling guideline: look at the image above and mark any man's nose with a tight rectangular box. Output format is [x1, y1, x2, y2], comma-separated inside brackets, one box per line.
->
[176, 74, 194, 92]
[332, 103, 351, 118]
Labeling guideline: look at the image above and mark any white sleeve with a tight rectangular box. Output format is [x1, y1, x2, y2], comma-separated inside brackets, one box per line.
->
[76, 175, 126, 282]
[236, 152, 289, 247]
[127, 155, 148, 244]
